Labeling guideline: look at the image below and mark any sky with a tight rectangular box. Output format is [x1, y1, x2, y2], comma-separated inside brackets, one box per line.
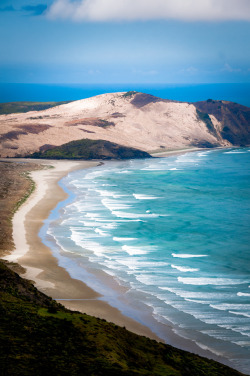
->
[0, 0, 250, 84]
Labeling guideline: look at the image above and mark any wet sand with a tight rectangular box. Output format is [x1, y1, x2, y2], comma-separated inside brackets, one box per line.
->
[3, 158, 160, 341]
[2, 157, 237, 369]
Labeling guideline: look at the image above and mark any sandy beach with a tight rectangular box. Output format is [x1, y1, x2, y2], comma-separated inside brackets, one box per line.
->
[1, 156, 241, 370]
[3, 158, 161, 341]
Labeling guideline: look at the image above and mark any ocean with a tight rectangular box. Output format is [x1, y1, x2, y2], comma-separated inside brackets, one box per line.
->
[1, 83, 250, 107]
[41, 148, 250, 374]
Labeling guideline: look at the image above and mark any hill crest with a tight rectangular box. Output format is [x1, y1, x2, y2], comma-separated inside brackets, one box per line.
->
[0, 92, 249, 158]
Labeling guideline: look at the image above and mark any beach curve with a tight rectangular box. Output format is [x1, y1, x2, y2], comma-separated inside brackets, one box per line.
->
[4, 158, 161, 341]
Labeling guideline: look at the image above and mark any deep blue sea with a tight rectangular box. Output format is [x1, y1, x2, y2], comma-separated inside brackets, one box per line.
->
[42, 148, 250, 374]
[0, 83, 250, 107]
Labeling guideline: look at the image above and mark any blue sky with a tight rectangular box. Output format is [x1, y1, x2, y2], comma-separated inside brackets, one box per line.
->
[0, 0, 250, 83]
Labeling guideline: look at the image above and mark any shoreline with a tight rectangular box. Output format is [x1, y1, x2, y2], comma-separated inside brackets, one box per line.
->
[2, 154, 239, 371]
[3, 158, 161, 341]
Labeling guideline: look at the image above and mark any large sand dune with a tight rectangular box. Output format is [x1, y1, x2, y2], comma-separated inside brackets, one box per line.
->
[0, 92, 249, 157]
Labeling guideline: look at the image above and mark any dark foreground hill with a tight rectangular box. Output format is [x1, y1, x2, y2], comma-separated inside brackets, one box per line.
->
[0, 261, 246, 376]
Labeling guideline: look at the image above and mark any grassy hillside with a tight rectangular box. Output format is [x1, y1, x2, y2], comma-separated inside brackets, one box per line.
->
[0, 261, 245, 376]
[0, 101, 72, 115]
[29, 139, 152, 160]
[0, 161, 39, 257]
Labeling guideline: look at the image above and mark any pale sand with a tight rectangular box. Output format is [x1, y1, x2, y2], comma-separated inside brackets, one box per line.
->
[0, 92, 230, 159]
[150, 147, 203, 157]
[4, 158, 160, 341]
[3, 157, 235, 367]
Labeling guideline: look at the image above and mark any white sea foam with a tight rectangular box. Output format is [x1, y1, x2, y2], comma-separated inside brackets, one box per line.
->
[85, 212, 103, 219]
[232, 341, 250, 347]
[80, 220, 119, 229]
[172, 253, 208, 258]
[229, 311, 250, 318]
[96, 189, 123, 198]
[113, 237, 137, 242]
[135, 274, 160, 285]
[176, 154, 197, 164]
[224, 151, 246, 154]
[218, 324, 250, 338]
[118, 259, 168, 272]
[117, 259, 140, 270]
[171, 264, 199, 272]
[169, 167, 179, 170]
[102, 198, 131, 211]
[122, 245, 148, 255]
[84, 170, 107, 180]
[159, 287, 231, 300]
[48, 232, 76, 255]
[70, 230, 109, 256]
[237, 292, 250, 297]
[116, 170, 131, 174]
[133, 194, 160, 200]
[140, 167, 163, 171]
[185, 299, 211, 305]
[210, 303, 250, 311]
[94, 228, 109, 236]
[194, 342, 226, 357]
[111, 211, 161, 219]
[178, 277, 249, 285]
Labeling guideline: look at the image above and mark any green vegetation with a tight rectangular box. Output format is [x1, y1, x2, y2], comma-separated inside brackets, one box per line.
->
[0, 261, 245, 376]
[123, 91, 138, 98]
[28, 139, 151, 160]
[196, 109, 217, 137]
[12, 172, 35, 214]
[0, 101, 72, 115]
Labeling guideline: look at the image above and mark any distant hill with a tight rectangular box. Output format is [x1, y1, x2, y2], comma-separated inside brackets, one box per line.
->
[0, 101, 72, 115]
[0, 92, 249, 158]
[194, 99, 250, 146]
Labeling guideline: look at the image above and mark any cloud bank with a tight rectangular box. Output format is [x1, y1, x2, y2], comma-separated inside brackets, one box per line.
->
[47, 0, 250, 22]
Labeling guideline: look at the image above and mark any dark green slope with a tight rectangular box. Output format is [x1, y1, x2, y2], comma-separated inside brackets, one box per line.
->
[0, 262, 245, 376]
[29, 139, 151, 160]
[0, 101, 72, 115]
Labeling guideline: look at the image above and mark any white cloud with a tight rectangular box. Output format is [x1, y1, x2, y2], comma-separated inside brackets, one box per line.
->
[46, 0, 250, 22]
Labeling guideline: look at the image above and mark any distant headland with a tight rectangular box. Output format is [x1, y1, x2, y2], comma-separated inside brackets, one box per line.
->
[0, 92, 249, 160]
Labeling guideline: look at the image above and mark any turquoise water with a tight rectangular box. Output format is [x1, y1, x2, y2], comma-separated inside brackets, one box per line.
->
[43, 148, 250, 374]
[1, 83, 250, 107]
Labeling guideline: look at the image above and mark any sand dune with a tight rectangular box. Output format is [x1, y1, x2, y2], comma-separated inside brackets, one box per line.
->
[1, 92, 248, 158]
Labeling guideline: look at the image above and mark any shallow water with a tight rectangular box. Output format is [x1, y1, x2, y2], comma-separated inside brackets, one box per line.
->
[42, 148, 250, 374]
